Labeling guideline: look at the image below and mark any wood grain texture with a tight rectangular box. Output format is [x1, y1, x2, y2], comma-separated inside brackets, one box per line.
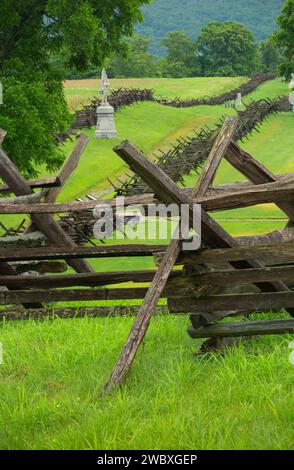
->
[188, 319, 294, 339]
[10, 261, 67, 275]
[173, 265, 294, 289]
[170, 291, 294, 314]
[0, 269, 183, 288]
[178, 241, 294, 266]
[226, 142, 294, 223]
[0, 284, 188, 305]
[0, 188, 48, 205]
[0, 244, 167, 262]
[114, 140, 294, 297]
[0, 176, 60, 194]
[3, 174, 294, 215]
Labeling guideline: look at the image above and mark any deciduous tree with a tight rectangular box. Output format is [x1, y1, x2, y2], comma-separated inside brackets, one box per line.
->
[0, 0, 150, 176]
[197, 22, 260, 77]
[259, 36, 282, 73]
[109, 35, 161, 78]
[160, 31, 199, 78]
[275, 0, 294, 80]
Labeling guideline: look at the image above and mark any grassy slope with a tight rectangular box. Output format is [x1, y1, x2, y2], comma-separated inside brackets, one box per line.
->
[59, 102, 235, 201]
[61, 78, 288, 202]
[0, 77, 294, 450]
[2, 79, 286, 234]
[65, 76, 247, 110]
[243, 78, 290, 103]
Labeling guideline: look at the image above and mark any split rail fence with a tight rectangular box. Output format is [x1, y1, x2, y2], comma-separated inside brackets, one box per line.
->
[1, 119, 294, 389]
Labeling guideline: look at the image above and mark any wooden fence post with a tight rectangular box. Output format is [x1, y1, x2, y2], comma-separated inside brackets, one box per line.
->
[105, 118, 238, 391]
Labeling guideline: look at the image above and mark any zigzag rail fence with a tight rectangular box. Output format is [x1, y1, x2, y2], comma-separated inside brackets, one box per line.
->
[1, 118, 294, 388]
[58, 72, 275, 142]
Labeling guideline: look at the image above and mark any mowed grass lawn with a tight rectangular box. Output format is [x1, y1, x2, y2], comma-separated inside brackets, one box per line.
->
[59, 102, 235, 201]
[1, 77, 294, 450]
[65, 76, 247, 110]
[0, 101, 235, 232]
[243, 77, 290, 103]
[60, 78, 289, 202]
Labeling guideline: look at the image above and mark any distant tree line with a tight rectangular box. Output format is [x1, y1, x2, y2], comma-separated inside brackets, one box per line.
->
[67, 1, 294, 80]
[137, 0, 285, 53]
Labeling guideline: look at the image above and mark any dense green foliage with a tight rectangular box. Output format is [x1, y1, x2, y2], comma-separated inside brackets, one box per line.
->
[137, 0, 285, 53]
[109, 35, 161, 78]
[105, 22, 281, 79]
[106, 23, 266, 79]
[0, 0, 150, 176]
[108, 31, 199, 78]
[0, 77, 69, 177]
[160, 31, 199, 77]
[259, 36, 283, 73]
[275, 0, 294, 79]
[197, 22, 260, 76]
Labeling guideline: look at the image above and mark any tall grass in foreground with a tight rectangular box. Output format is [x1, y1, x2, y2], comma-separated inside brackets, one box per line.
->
[0, 314, 294, 450]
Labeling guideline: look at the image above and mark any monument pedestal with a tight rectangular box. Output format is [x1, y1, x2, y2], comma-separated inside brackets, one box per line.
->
[95, 104, 117, 139]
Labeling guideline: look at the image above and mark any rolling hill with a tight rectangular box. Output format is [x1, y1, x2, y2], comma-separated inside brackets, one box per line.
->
[137, 0, 285, 53]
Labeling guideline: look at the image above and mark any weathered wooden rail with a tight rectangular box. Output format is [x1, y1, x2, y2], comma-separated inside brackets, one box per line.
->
[1, 118, 294, 390]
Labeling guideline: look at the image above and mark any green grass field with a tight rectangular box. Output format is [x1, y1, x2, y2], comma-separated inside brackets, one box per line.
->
[61, 78, 290, 201]
[243, 78, 290, 103]
[65, 76, 247, 110]
[59, 102, 236, 201]
[0, 76, 294, 450]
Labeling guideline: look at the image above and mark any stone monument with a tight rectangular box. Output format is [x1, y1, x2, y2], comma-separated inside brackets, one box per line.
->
[95, 69, 117, 139]
[235, 93, 242, 107]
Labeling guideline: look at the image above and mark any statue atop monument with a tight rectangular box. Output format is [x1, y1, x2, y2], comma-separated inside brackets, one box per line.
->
[101, 68, 110, 105]
[235, 93, 242, 107]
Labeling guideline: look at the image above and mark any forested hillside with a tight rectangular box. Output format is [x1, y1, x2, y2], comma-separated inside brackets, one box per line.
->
[137, 0, 284, 52]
